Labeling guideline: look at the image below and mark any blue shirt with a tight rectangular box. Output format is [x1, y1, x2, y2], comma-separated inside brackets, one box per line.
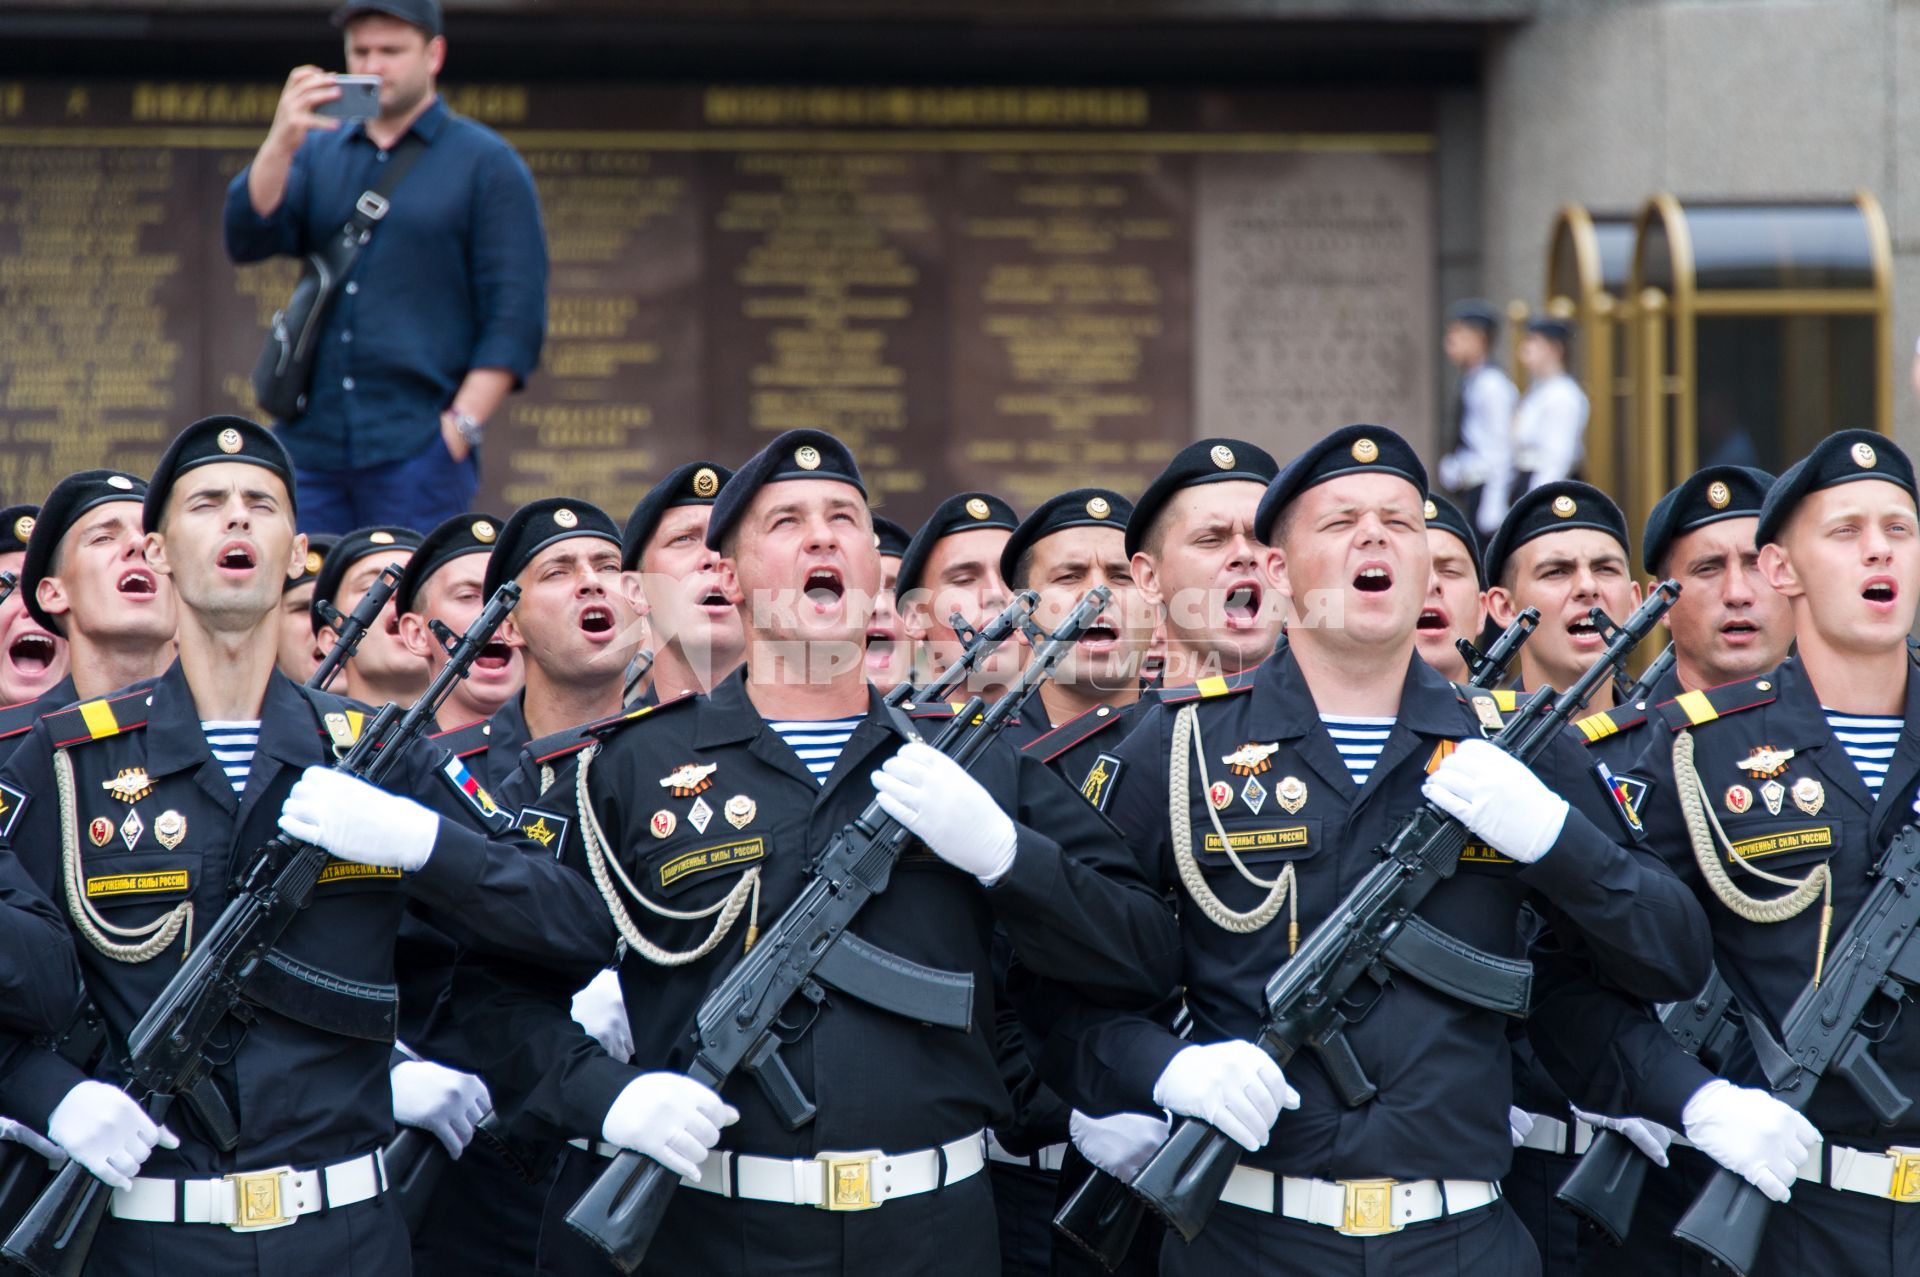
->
[223, 97, 547, 472]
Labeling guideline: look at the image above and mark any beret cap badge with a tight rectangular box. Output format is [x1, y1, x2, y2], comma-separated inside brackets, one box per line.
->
[472, 520, 496, 543]
[217, 428, 242, 454]
[1086, 496, 1111, 519]
[795, 445, 821, 471]
[1552, 495, 1577, 517]
[554, 508, 578, 529]
[12, 516, 31, 541]
[1423, 499, 1438, 520]
[1351, 438, 1380, 463]
[693, 467, 719, 498]
[1707, 481, 1731, 510]
[303, 550, 323, 575]
[965, 498, 991, 520]
[1854, 441, 1878, 469]
[1210, 444, 1235, 470]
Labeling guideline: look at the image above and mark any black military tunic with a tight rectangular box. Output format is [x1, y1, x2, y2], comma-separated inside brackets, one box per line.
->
[457, 668, 1177, 1276]
[0, 675, 76, 764]
[0, 663, 617, 1273]
[1048, 646, 1710, 1272]
[429, 692, 532, 792]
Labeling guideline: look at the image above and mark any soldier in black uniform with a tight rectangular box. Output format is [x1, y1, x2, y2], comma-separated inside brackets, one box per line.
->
[865, 514, 914, 695]
[1593, 430, 1920, 1276]
[1048, 425, 1710, 1277]
[620, 461, 744, 707]
[1124, 438, 1280, 690]
[455, 428, 1178, 1277]
[0, 505, 69, 709]
[0, 416, 618, 1277]
[899, 490, 1028, 703]
[277, 532, 336, 683]
[1415, 492, 1487, 683]
[398, 512, 524, 739]
[308, 524, 429, 706]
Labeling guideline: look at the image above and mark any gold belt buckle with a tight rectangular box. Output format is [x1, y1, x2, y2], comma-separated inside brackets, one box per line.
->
[224, 1166, 295, 1232]
[1338, 1178, 1401, 1237]
[1888, 1148, 1920, 1203]
[816, 1150, 882, 1211]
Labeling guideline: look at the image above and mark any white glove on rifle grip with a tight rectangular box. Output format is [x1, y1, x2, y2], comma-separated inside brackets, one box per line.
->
[47, 1081, 178, 1192]
[602, 1073, 738, 1182]
[1151, 1041, 1299, 1153]
[871, 741, 1018, 883]
[1572, 1105, 1673, 1167]
[1420, 738, 1567, 864]
[1069, 1110, 1170, 1181]
[1681, 1079, 1819, 1204]
[392, 1059, 491, 1159]
[278, 766, 439, 872]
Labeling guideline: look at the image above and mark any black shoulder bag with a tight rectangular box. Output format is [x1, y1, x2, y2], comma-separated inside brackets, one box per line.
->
[251, 135, 427, 422]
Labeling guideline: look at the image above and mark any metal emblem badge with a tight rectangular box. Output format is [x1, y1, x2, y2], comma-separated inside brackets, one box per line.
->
[1240, 774, 1268, 815]
[1350, 438, 1379, 463]
[688, 796, 713, 835]
[692, 467, 720, 498]
[1760, 779, 1785, 817]
[303, 550, 324, 576]
[1853, 441, 1878, 469]
[107, 474, 134, 491]
[1276, 775, 1308, 815]
[965, 497, 991, 520]
[119, 809, 144, 852]
[216, 427, 243, 454]
[1736, 745, 1794, 779]
[795, 445, 822, 470]
[1552, 495, 1577, 517]
[1221, 741, 1279, 777]
[1210, 444, 1235, 470]
[725, 794, 756, 829]
[1792, 776, 1825, 816]
[1724, 784, 1753, 815]
[368, 530, 395, 545]
[661, 762, 718, 797]
[1207, 780, 1232, 811]
[88, 816, 112, 847]
[471, 520, 496, 543]
[1423, 499, 1438, 520]
[650, 810, 676, 839]
[1707, 481, 1731, 510]
[102, 768, 153, 803]
[553, 507, 579, 529]
[154, 810, 186, 850]
[1086, 496, 1111, 520]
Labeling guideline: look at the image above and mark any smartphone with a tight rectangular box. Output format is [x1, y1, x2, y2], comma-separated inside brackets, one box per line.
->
[316, 75, 382, 121]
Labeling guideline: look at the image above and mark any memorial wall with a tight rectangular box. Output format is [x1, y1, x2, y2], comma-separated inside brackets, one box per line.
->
[0, 81, 1435, 524]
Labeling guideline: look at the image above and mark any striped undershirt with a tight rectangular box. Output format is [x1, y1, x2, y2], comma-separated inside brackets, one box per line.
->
[768, 716, 864, 785]
[1823, 709, 1902, 796]
[1322, 715, 1395, 787]
[202, 720, 261, 794]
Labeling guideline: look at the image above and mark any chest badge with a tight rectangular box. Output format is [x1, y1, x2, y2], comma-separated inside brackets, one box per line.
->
[1240, 774, 1268, 815]
[661, 762, 718, 798]
[88, 816, 112, 847]
[688, 796, 714, 835]
[119, 809, 144, 852]
[1222, 742, 1279, 777]
[102, 768, 153, 804]
[1736, 745, 1795, 780]
[1760, 779, 1785, 816]
[1792, 777, 1825, 816]
[725, 794, 756, 830]
[1276, 775, 1308, 815]
[1207, 780, 1232, 811]
[154, 810, 186, 850]
[1725, 784, 1753, 815]
[650, 809, 677, 839]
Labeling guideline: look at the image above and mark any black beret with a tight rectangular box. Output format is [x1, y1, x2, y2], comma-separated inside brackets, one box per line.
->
[0, 505, 37, 557]
[999, 488, 1134, 588]
[1483, 480, 1628, 587]
[144, 416, 296, 533]
[1256, 425, 1428, 543]
[896, 492, 1020, 599]
[394, 513, 502, 616]
[1125, 437, 1279, 557]
[622, 461, 733, 571]
[1527, 316, 1573, 344]
[705, 430, 865, 552]
[1642, 466, 1774, 575]
[483, 497, 620, 600]
[22, 471, 148, 632]
[1756, 430, 1915, 549]
[1447, 298, 1502, 334]
[872, 515, 912, 560]
[310, 525, 422, 631]
[1422, 491, 1484, 587]
[287, 533, 337, 594]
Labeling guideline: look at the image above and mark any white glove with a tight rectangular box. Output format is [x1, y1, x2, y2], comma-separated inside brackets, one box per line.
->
[392, 1060, 491, 1159]
[1573, 1106, 1673, 1167]
[278, 766, 439, 872]
[1681, 1079, 1819, 1204]
[872, 741, 1017, 883]
[1508, 1105, 1535, 1148]
[1151, 1042, 1299, 1153]
[0, 1116, 66, 1168]
[602, 1073, 738, 1182]
[1421, 738, 1568, 863]
[571, 967, 633, 1064]
[1069, 1109, 1170, 1181]
[47, 1081, 178, 1192]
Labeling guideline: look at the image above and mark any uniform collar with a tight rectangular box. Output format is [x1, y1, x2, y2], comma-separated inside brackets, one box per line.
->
[1250, 644, 1467, 741]
[698, 668, 908, 796]
[1769, 655, 1920, 831]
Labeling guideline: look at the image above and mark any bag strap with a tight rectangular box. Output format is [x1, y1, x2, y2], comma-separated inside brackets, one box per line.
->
[346, 132, 429, 235]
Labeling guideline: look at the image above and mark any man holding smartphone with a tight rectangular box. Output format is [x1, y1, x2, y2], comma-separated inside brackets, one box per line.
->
[224, 0, 548, 536]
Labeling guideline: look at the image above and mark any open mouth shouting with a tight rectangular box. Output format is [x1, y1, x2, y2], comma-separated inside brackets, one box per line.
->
[1353, 563, 1393, 594]
[6, 631, 55, 678]
[578, 603, 616, 639]
[474, 640, 512, 673]
[1222, 580, 1262, 630]
[803, 567, 846, 612]
[215, 540, 258, 578]
[697, 585, 734, 616]
[1566, 610, 1603, 648]
[1076, 619, 1120, 653]
[1863, 575, 1899, 612]
[117, 567, 158, 598]
[864, 623, 898, 671]
[1416, 606, 1450, 634]
[1719, 616, 1759, 646]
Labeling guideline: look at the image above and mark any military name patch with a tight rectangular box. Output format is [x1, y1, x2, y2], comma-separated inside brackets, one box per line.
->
[1728, 827, 1833, 861]
[318, 860, 405, 884]
[1459, 843, 1513, 865]
[518, 807, 571, 857]
[657, 837, 765, 892]
[0, 782, 26, 840]
[85, 869, 188, 898]
[439, 755, 512, 833]
[1079, 754, 1123, 813]
[1201, 826, 1309, 855]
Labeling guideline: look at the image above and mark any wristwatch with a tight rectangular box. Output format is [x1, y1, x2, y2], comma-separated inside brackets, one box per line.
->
[447, 409, 484, 448]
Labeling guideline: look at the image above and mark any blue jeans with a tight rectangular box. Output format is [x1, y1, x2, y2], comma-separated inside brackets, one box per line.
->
[296, 433, 479, 536]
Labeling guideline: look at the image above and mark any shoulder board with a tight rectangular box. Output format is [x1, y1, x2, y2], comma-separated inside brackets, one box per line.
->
[526, 724, 595, 766]
[44, 683, 158, 749]
[0, 697, 44, 742]
[1574, 703, 1649, 745]
[287, 684, 370, 751]
[1161, 670, 1257, 705]
[906, 699, 960, 721]
[1021, 702, 1132, 763]
[1452, 685, 1536, 713]
[1655, 675, 1779, 732]
[429, 717, 495, 759]
[584, 690, 696, 742]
